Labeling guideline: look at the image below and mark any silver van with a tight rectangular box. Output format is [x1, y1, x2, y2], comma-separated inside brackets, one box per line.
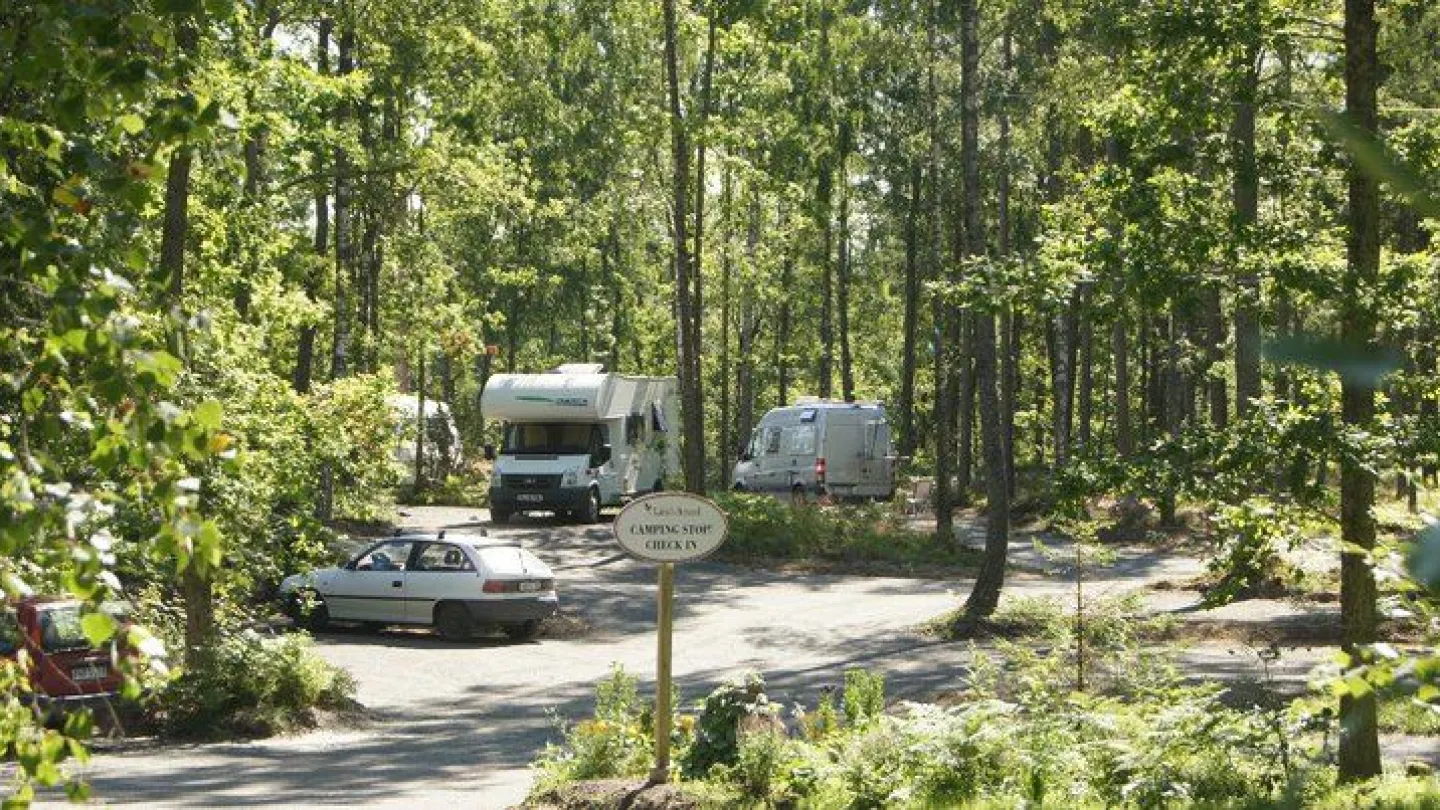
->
[732, 400, 897, 502]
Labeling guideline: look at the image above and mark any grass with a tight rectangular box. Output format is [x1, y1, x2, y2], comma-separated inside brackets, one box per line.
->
[1380, 694, 1440, 736]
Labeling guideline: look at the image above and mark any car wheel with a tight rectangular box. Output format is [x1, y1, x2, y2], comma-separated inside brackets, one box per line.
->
[435, 602, 473, 642]
[578, 488, 601, 524]
[503, 620, 541, 642]
[491, 507, 511, 524]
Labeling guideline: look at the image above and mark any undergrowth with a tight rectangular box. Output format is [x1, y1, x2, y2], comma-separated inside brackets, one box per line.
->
[711, 492, 980, 570]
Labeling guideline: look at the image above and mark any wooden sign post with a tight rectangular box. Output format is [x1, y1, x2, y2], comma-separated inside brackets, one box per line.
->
[612, 492, 729, 784]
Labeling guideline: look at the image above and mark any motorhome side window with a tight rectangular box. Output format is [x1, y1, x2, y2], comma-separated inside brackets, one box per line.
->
[626, 413, 644, 444]
[764, 427, 782, 455]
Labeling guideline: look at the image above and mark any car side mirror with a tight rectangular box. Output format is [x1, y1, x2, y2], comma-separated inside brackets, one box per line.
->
[483, 444, 496, 461]
[593, 443, 612, 467]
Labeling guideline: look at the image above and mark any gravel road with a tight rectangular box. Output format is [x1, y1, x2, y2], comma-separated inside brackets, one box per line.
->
[33, 505, 1393, 808]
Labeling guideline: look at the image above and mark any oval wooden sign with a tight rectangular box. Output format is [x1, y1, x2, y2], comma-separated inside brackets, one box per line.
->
[613, 492, 729, 563]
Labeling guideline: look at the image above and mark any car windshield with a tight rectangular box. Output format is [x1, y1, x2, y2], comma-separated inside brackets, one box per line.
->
[502, 423, 605, 455]
[38, 601, 129, 653]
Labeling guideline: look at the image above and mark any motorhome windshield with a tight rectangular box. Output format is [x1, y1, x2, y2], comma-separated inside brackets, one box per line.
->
[502, 423, 606, 455]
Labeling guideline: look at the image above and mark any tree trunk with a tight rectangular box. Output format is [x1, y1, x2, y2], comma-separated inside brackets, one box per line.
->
[1106, 136, 1133, 457]
[160, 11, 213, 670]
[927, 0, 957, 544]
[957, 315, 975, 505]
[1077, 292, 1093, 450]
[664, 0, 705, 494]
[330, 23, 355, 380]
[998, 28, 1016, 491]
[1338, 0, 1382, 781]
[1233, 11, 1263, 420]
[838, 117, 855, 403]
[415, 350, 427, 493]
[719, 167, 733, 486]
[293, 19, 330, 395]
[960, 0, 1008, 617]
[816, 5, 834, 400]
[737, 186, 760, 460]
[898, 160, 923, 458]
[776, 206, 793, 407]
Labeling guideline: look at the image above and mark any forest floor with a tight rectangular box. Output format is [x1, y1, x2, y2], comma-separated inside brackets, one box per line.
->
[31, 505, 1438, 809]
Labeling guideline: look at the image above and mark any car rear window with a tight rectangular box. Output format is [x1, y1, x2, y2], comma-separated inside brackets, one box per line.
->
[477, 547, 549, 577]
[37, 602, 129, 653]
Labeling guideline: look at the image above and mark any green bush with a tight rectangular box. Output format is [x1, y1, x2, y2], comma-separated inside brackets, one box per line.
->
[159, 631, 355, 738]
[681, 671, 776, 779]
[711, 492, 977, 569]
[531, 664, 654, 794]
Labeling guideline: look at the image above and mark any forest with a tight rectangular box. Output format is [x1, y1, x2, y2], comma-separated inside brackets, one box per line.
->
[2, 0, 1439, 805]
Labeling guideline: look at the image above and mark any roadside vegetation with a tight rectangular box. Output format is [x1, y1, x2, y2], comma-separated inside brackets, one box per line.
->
[712, 493, 981, 573]
[5, 0, 1440, 805]
[529, 656, 1440, 809]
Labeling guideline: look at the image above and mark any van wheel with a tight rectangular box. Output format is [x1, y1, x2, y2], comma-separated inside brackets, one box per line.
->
[435, 602, 473, 641]
[578, 488, 601, 524]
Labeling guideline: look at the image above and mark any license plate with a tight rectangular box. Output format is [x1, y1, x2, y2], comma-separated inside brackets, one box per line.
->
[72, 664, 107, 682]
[516, 493, 544, 503]
[518, 581, 541, 593]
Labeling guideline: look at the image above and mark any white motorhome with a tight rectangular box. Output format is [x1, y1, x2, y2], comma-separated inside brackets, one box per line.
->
[732, 399, 897, 502]
[481, 364, 679, 523]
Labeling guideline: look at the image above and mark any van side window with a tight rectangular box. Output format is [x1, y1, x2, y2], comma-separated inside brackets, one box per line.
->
[764, 427, 782, 455]
[781, 425, 816, 455]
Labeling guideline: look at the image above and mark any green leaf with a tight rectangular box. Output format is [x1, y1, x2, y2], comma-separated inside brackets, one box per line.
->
[80, 611, 116, 646]
[116, 114, 144, 135]
[192, 400, 223, 431]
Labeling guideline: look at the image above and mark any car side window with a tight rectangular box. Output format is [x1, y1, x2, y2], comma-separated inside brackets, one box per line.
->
[355, 541, 414, 572]
[412, 543, 473, 572]
[0, 611, 19, 655]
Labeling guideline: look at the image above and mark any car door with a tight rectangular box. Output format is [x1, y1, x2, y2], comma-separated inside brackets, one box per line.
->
[405, 542, 478, 623]
[328, 540, 414, 622]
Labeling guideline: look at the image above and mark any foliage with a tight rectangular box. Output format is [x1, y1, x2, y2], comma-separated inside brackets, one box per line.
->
[157, 630, 355, 739]
[531, 664, 655, 795]
[680, 670, 778, 779]
[711, 492, 977, 570]
[532, 656, 1440, 809]
[1200, 498, 1306, 606]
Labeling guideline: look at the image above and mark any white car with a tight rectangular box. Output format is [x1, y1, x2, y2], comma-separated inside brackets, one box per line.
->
[280, 533, 558, 641]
